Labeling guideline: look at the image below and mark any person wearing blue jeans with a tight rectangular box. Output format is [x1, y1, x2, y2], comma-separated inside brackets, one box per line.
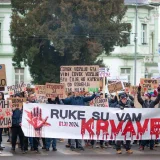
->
[45, 138, 57, 151]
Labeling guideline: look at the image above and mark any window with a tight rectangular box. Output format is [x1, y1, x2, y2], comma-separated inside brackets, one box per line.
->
[120, 68, 131, 82]
[15, 68, 24, 84]
[141, 24, 147, 44]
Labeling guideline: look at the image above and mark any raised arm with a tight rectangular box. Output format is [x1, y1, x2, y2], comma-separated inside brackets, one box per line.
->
[62, 97, 72, 105]
[83, 94, 96, 102]
[137, 85, 144, 106]
[152, 87, 160, 106]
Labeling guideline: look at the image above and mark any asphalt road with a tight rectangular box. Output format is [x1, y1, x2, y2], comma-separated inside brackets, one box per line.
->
[1, 135, 160, 160]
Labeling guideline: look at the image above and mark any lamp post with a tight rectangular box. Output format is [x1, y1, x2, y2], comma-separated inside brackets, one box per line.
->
[134, 0, 138, 85]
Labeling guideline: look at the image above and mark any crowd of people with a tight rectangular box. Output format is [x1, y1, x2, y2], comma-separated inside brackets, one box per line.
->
[0, 84, 160, 154]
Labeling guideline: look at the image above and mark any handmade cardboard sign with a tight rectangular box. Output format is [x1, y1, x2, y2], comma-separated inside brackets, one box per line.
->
[0, 100, 12, 128]
[26, 88, 35, 93]
[0, 64, 7, 87]
[7, 82, 27, 95]
[60, 66, 100, 92]
[46, 83, 65, 99]
[90, 97, 109, 107]
[7, 98, 26, 109]
[108, 81, 123, 93]
[35, 85, 46, 103]
[140, 78, 158, 89]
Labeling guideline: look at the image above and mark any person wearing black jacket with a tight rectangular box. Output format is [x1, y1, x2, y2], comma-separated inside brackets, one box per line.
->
[115, 94, 133, 154]
[137, 85, 160, 108]
[11, 107, 24, 153]
[138, 85, 160, 150]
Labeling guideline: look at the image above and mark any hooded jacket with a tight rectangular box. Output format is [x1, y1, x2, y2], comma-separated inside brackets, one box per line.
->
[137, 91, 160, 108]
[116, 100, 132, 109]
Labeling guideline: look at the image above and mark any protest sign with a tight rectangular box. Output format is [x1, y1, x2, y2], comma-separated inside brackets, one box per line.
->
[7, 82, 27, 95]
[130, 86, 148, 96]
[90, 97, 109, 107]
[140, 78, 158, 89]
[22, 103, 160, 140]
[35, 85, 46, 103]
[0, 64, 7, 87]
[26, 88, 35, 93]
[108, 81, 123, 93]
[46, 83, 65, 99]
[35, 85, 46, 95]
[60, 66, 100, 92]
[0, 100, 12, 128]
[99, 68, 110, 77]
[7, 98, 26, 109]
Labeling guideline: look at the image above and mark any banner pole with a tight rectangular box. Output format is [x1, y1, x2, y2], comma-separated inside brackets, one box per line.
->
[103, 76, 105, 98]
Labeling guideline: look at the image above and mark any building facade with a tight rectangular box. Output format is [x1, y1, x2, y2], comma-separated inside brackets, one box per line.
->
[0, 0, 32, 88]
[100, 3, 160, 85]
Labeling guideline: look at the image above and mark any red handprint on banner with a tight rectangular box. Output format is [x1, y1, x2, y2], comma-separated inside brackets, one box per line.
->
[25, 107, 51, 130]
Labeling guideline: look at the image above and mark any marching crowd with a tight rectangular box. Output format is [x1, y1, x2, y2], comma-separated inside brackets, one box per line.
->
[0, 84, 160, 154]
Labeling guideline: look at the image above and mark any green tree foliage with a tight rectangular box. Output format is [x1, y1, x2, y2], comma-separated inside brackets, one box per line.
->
[10, 0, 131, 84]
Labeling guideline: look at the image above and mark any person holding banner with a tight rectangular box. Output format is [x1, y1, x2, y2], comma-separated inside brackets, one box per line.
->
[138, 85, 160, 151]
[62, 92, 98, 151]
[45, 97, 60, 151]
[115, 94, 133, 154]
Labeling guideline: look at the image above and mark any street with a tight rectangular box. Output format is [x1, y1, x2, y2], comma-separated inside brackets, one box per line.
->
[1, 135, 160, 160]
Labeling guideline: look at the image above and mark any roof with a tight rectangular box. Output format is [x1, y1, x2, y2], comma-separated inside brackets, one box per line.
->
[0, 0, 11, 3]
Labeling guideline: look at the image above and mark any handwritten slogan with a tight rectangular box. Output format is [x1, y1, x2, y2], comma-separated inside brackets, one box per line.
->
[60, 66, 100, 92]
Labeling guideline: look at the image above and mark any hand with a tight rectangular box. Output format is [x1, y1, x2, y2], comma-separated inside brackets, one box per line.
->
[138, 84, 141, 92]
[120, 106, 124, 110]
[25, 107, 51, 130]
[157, 85, 160, 93]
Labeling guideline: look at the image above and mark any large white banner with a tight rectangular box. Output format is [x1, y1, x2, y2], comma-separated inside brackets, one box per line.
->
[22, 103, 160, 140]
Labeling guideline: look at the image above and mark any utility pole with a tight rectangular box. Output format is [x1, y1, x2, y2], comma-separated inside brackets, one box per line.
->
[134, 0, 138, 85]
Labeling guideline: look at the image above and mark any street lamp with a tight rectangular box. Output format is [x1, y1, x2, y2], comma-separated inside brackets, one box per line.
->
[134, 0, 138, 85]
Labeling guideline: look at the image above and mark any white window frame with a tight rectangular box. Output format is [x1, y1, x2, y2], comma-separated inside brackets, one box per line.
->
[141, 24, 147, 44]
[120, 68, 131, 83]
[15, 68, 25, 85]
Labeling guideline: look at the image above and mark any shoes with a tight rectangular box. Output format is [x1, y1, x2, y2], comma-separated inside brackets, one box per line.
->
[65, 144, 70, 148]
[79, 147, 84, 151]
[30, 147, 34, 151]
[53, 148, 57, 151]
[126, 150, 133, 154]
[0, 147, 3, 151]
[117, 150, 122, 154]
[46, 148, 49, 151]
[100, 145, 107, 149]
[42, 146, 46, 149]
[22, 150, 27, 154]
[70, 146, 76, 151]
[7, 139, 10, 142]
[139, 146, 144, 151]
[150, 148, 156, 151]
[59, 139, 64, 143]
[11, 147, 15, 152]
[34, 150, 39, 153]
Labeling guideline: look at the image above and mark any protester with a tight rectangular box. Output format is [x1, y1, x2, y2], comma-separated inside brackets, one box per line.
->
[11, 99, 24, 153]
[62, 92, 98, 151]
[109, 95, 118, 108]
[45, 97, 60, 151]
[138, 85, 160, 150]
[115, 94, 133, 154]
[0, 92, 5, 151]
[27, 93, 39, 153]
